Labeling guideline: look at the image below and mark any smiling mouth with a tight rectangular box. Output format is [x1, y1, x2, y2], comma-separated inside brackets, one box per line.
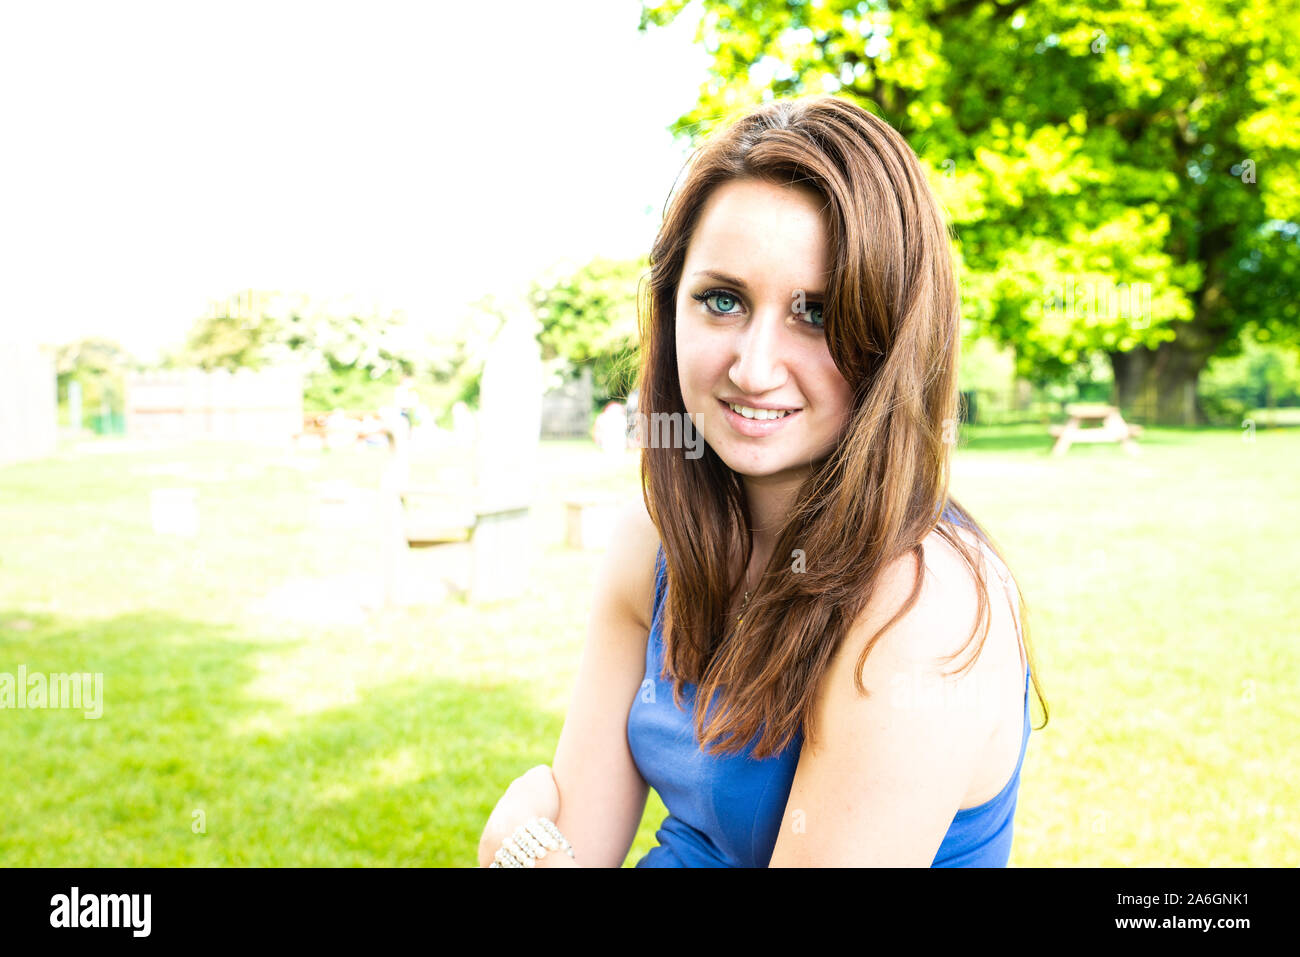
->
[718, 398, 803, 433]
[722, 400, 802, 420]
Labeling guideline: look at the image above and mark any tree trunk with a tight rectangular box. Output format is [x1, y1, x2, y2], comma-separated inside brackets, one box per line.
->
[1107, 342, 1207, 425]
[1106, 261, 1233, 426]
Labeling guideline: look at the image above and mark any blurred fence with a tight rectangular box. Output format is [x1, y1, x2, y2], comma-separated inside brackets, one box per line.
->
[126, 367, 303, 443]
[0, 342, 57, 467]
[961, 381, 1120, 426]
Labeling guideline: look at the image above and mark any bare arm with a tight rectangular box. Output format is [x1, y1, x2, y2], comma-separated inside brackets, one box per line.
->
[546, 501, 660, 867]
[767, 534, 1011, 866]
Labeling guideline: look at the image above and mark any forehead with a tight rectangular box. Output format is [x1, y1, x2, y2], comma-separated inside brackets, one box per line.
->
[683, 177, 832, 288]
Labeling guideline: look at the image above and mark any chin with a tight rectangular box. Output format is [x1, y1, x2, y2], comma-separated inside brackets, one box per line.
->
[718, 450, 805, 479]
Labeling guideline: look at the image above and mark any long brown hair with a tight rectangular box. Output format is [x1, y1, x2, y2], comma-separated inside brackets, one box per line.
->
[636, 93, 1048, 758]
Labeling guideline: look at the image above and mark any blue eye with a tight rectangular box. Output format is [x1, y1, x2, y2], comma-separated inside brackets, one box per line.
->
[689, 288, 824, 329]
[796, 302, 825, 329]
[692, 289, 742, 315]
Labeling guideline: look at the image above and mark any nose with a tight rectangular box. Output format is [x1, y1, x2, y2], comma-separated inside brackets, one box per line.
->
[728, 308, 790, 398]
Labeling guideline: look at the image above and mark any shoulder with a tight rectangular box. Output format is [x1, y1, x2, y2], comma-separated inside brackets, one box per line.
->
[841, 528, 977, 661]
[860, 525, 1009, 664]
[814, 525, 1011, 741]
[596, 496, 662, 633]
[770, 525, 1013, 865]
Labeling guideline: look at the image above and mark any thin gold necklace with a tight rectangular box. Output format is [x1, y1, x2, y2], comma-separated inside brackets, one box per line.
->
[737, 567, 754, 624]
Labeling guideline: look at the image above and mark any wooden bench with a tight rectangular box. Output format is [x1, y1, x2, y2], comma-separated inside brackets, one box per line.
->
[1051, 404, 1143, 456]
[1049, 423, 1144, 439]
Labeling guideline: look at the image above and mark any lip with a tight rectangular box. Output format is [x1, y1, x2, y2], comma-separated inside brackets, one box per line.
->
[718, 396, 801, 412]
[718, 398, 802, 436]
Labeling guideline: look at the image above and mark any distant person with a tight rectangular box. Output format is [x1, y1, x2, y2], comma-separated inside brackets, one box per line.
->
[593, 401, 627, 454]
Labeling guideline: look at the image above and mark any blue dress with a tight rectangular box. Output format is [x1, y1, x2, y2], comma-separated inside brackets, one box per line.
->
[626, 526, 1032, 868]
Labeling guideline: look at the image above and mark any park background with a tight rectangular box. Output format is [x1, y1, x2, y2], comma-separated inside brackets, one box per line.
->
[0, 0, 1297, 866]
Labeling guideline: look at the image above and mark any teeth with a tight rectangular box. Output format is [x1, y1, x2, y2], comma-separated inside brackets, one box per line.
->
[728, 402, 796, 420]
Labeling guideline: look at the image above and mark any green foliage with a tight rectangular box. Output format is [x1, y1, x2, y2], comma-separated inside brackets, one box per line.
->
[530, 256, 649, 404]
[301, 364, 402, 414]
[639, 0, 1300, 379]
[54, 338, 137, 414]
[2, 431, 1298, 865]
[958, 321, 1015, 392]
[1198, 330, 1300, 423]
[164, 291, 442, 414]
[169, 313, 283, 372]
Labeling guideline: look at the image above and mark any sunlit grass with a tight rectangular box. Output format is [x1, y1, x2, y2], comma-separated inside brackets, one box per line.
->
[0, 423, 1296, 866]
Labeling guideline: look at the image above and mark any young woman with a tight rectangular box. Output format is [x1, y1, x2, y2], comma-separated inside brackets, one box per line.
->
[479, 94, 1048, 868]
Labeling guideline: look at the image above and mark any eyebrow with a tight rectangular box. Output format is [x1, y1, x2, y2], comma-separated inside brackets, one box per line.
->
[691, 270, 825, 298]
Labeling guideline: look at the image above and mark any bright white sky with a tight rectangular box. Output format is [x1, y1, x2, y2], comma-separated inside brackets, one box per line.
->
[0, 0, 710, 361]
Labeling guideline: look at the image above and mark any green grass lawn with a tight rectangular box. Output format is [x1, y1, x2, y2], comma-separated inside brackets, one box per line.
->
[0, 422, 1297, 866]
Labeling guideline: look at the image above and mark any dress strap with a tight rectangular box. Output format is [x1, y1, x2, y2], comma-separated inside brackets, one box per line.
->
[651, 543, 667, 627]
[977, 542, 1027, 680]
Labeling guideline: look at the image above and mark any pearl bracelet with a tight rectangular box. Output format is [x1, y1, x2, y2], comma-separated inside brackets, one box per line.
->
[489, 816, 575, 868]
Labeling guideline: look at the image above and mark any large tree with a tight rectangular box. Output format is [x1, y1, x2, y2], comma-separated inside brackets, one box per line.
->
[639, 0, 1300, 423]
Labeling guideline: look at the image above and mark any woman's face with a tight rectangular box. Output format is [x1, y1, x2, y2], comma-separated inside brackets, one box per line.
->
[675, 176, 855, 484]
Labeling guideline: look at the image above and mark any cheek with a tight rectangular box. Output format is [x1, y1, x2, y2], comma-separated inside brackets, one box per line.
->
[674, 299, 690, 357]
[674, 310, 691, 388]
[810, 355, 854, 419]
[675, 309, 716, 391]
[675, 300, 701, 344]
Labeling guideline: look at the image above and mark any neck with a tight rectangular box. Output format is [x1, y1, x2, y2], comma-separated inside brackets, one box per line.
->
[739, 472, 804, 570]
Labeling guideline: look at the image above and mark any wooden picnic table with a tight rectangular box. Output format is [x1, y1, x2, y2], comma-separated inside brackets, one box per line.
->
[1050, 403, 1144, 456]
